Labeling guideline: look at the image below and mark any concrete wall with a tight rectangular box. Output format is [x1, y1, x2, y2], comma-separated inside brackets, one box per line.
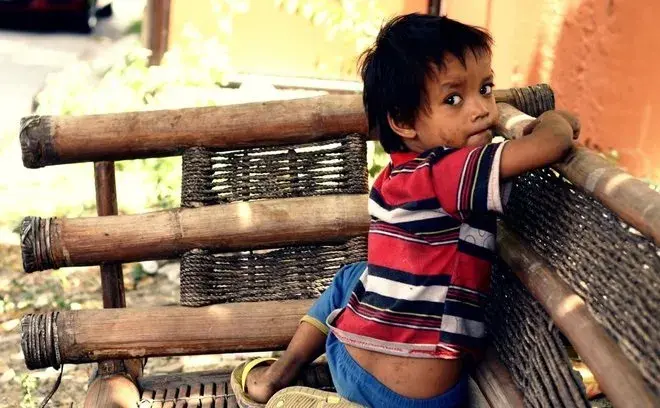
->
[444, 0, 660, 179]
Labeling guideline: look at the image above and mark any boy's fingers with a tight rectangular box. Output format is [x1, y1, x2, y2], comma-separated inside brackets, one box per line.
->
[554, 111, 581, 139]
[522, 119, 540, 136]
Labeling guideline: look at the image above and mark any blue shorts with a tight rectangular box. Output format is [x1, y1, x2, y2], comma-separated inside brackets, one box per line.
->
[305, 262, 468, 408]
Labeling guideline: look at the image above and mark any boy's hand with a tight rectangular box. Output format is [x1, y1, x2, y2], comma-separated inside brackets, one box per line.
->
[522, 110, 581, 141]
[500, 110, 581, 179]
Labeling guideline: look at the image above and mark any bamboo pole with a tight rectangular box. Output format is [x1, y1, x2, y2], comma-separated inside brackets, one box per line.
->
[19, 86, 551, 168]
[21, 194, 369, 272]
[498, 225, 659, 408]
[497, 103, 660, 247]
[473, 348, 524, 408]
[19, 94, 367, 168]
[22, 300, 312, 367]
[145, 0, 171, 66]
[94, 161, 125, 309]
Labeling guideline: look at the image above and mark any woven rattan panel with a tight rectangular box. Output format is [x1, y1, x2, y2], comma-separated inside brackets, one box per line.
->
[180, 237, 367, 306]
[502, 168, 660, 397]
[179, 134, 368, 306]
[181, 133, 368, 207]
[487, 261, 590, 407]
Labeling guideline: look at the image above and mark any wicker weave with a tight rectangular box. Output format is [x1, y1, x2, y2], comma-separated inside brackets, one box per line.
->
[502, 168, 660, 397]
[181, 133, 368, 207]
[487, 261, 590, 407]
[179, 133, 369, 306]
[180, 237, 367, 306]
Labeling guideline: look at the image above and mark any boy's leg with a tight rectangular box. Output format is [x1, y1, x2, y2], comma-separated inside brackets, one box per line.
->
[245, 321, 326, 403]
[244, 262, 367, 403]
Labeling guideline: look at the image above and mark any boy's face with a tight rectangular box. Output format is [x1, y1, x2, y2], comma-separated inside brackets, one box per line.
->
[398, 51, 498, 152]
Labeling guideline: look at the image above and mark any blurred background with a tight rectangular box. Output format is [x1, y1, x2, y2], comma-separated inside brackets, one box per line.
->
[0, 1, 658, 406]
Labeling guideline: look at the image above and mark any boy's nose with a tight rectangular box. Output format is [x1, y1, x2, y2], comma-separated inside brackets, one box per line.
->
[470, 99, 490, 122]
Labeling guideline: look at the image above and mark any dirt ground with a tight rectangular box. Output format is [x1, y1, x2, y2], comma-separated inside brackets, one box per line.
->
[0, 240, 260, 408]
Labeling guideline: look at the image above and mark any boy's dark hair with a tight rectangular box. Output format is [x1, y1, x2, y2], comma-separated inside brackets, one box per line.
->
[360, 14, 493, 153]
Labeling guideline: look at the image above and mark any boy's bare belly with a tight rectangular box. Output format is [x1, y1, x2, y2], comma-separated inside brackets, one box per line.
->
[345, 344, 463, 399]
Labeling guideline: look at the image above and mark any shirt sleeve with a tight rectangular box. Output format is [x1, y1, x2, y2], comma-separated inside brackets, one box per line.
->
[431, 141, 509, 220]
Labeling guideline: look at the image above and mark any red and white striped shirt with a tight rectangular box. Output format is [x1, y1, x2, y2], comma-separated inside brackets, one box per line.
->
[328, 142, 509, 359]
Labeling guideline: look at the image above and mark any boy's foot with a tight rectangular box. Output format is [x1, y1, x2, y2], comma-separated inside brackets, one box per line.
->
[230, 357, 279, 407]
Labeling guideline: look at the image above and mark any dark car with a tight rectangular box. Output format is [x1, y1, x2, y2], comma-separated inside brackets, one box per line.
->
[0, 0, 112, 33]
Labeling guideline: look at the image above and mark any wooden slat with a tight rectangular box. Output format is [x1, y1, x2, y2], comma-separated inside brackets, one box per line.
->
[174, 385, 189, 408]
[152, 389, 166, 408]
[18, 88, 543, 168]
[52, 300, 312, 364]
[163, 387, 178, 408]
[225, 380, 239, 408]
[498, 225, 659, 408]
[201, 382, 214, 408]
[189, 384, 202, 408]
[498, 102, 660, 246]
[21, 194, 369, 272]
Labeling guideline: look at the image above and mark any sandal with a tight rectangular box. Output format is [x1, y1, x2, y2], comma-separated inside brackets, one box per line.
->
[230, 357, 278, 408]
[230, 358, 358, 408]
[265, 386, 364, 407]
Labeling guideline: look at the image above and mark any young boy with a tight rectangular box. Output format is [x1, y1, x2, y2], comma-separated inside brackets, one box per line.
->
[242, 13, 579, 408]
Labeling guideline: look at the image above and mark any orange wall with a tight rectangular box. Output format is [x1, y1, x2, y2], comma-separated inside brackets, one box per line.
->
[169, 0, 427, 80]
[444, 0, 660, 179]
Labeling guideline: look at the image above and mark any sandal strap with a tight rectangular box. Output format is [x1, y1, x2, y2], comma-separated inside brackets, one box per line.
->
[242, 357, 278, 392]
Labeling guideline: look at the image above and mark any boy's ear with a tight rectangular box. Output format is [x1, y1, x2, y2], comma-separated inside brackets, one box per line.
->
[387, 114, 417, 140]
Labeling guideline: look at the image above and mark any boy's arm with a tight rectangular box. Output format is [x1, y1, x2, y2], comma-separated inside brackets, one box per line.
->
[500, 110, 580, 179]
[261, 321, 327, 387]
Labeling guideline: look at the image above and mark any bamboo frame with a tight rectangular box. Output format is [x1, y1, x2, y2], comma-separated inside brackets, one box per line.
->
[498, 225, 658, 408]
[31, 300, 313, 366]
[94, 161, 125, 308]
[23, 229, 657, 405]
[497, 103, 660, 247]
[19, 87, 550, 168]
[20, 194, 368, 272]
[473, 348, 524, 408]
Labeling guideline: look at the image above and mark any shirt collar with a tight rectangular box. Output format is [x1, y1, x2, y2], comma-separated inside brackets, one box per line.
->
[390, 151, 421, 167]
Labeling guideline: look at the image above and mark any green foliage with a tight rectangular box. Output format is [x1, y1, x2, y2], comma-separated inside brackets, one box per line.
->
[31, 0, 387, 213]
[34, 7, 242, 211]
[124, 19, 143, 36]
[19, 373, 39, 408]
[274, 0, 386, 76]
[368, 141, 388, 182]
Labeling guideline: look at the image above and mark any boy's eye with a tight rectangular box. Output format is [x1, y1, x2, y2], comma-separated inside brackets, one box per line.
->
[481, 83, 494, 95]
[445, 95, 463, 106]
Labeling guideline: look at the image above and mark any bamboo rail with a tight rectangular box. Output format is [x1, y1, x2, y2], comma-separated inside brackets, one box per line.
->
[497, 226, 658, 408]
[19, 86, 553, 168]
[20, 194, 369, 272]
[22, 300, 313, 367]
[497, 103, 660, 247]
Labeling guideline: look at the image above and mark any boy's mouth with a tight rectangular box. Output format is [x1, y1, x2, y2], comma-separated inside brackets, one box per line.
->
[466, 127, 493, 145]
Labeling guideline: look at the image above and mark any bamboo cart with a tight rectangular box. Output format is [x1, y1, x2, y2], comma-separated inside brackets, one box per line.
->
[17, 85, 659, 407]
